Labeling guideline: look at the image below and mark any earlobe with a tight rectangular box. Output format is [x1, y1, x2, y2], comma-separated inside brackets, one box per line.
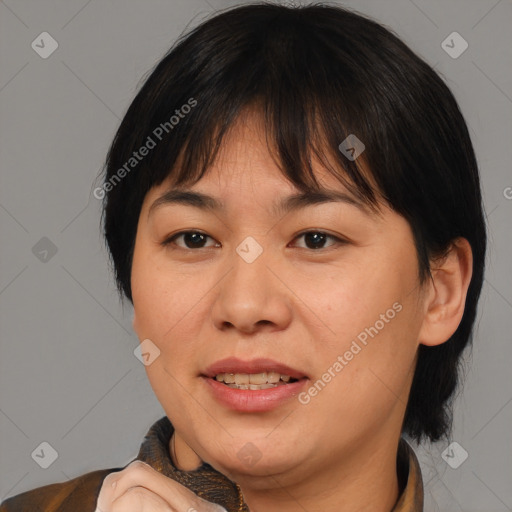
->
[418, 237, 473, 347]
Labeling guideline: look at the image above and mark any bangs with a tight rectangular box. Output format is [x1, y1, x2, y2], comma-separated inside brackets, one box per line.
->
[169, 100, 378, 208]
[165, 98, 380, 211]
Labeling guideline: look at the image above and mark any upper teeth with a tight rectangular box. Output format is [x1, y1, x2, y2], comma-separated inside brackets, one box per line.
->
[215, 372, 292, 384]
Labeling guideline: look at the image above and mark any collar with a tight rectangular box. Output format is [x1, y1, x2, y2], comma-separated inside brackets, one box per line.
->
[135, 416, 423, 512]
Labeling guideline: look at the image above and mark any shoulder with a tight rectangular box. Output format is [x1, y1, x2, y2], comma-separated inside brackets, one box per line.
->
[0, 466, 124, 512]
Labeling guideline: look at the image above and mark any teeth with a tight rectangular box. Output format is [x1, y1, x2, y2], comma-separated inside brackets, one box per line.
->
[249, 372, 267, 385]
[214, 372, 295, 386]
[267, 371, 281, 383]
[228, 383, 278, 390]
[234, 373, 249, 385]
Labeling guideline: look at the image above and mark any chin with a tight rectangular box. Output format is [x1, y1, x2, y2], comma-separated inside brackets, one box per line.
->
[217, 440, 301, 474]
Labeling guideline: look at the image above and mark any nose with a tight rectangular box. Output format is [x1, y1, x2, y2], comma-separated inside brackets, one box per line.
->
[211, 242, 293, 334]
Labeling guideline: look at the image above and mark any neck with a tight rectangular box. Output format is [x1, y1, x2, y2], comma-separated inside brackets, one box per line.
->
[170, 431, 203, 470]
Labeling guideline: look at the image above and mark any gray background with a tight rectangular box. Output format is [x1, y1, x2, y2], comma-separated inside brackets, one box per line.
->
[0, 0, 511, 510]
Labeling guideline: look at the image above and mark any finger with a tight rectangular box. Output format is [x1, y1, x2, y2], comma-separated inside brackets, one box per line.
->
[112, 461, 198, 507]
[96, 461, 225, 512]
[108, 485, 173, 512]
[111, 487, 227, 512]
[95, 470, 123, 512]
[96, 462, 163, 511]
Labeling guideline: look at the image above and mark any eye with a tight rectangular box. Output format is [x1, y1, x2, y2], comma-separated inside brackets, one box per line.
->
[161, 231, 219, 250]
[161, 230, 347, 251]
[290, 230, 346, 250]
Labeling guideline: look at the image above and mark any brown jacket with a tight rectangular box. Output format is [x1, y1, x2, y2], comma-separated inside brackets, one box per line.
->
[0, 416, 423, 511]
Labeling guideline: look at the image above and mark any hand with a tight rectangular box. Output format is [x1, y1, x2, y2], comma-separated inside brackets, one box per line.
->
[95, 460, 228, 512]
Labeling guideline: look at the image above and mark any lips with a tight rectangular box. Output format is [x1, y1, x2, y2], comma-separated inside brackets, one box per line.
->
[202, 357, 308, 381]
[202, 357, 309, 412]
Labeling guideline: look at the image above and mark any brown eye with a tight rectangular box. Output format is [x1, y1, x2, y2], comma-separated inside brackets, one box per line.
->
[162, 231, 218, 249]
[291, 231, 346, 250]
[161, 230, 346, 251]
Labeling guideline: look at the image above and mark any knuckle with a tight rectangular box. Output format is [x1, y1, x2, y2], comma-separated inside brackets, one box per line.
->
[114, 486, 148, 509]
[101, 472, 118, 487]
[115, 486, 172, 510]
[125, 486, 147, 499]
[118, 460, 152, 480]
[126, 460, 152, 474]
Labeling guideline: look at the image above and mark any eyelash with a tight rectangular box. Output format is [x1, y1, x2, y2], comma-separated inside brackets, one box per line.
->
[161, 230, 347, 251]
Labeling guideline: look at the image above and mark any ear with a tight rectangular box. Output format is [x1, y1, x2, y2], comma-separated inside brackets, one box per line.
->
[417, 237, 473, 347]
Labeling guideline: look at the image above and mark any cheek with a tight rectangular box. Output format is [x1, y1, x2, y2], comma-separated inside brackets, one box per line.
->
[131, 244, 187, 336]
[131, 251, 213, 375]
[296, 252, 421, 409]
[301, 306, 419, 445]
[295, 254, 416, 346]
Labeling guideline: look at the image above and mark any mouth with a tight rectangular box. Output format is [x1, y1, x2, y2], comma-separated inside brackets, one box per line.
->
[202, 358, 309, 412]
[202, 357, 308, 391]
[213, 371, 299, 390]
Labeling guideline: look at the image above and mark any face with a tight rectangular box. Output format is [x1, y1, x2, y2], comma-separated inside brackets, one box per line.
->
[131, 110, 428, 485]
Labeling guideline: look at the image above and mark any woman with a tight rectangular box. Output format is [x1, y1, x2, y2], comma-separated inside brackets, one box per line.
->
[0, 3, 486, 511]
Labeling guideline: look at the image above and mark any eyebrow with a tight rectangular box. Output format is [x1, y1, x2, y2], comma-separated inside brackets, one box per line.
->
[148, 188, 372, 218]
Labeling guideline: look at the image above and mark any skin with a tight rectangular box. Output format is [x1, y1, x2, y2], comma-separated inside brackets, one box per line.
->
[97, 108, 473, 512]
